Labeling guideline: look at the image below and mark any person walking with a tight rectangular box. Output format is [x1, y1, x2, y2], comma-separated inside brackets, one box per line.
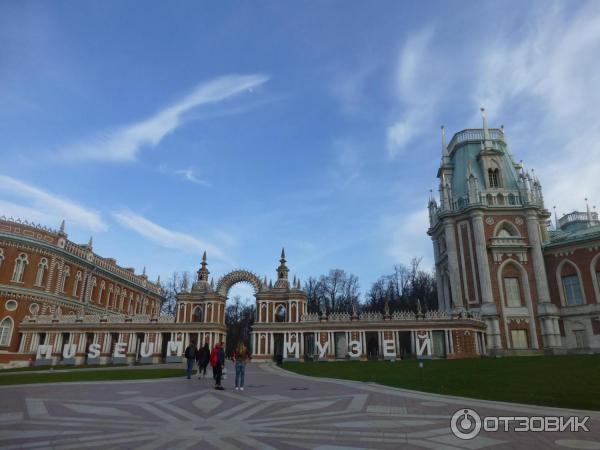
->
[233, 342, 251, 391]
[210, 341, 225, 390]
[197, 342, 210, 379]
[184, 339, 198, 380]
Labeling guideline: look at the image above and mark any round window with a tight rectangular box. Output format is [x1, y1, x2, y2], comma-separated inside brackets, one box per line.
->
[29, 303, 39, 315]
[5, 300, 18, 311]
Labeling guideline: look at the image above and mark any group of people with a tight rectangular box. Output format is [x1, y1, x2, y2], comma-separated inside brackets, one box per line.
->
[184, 340, 251, 391]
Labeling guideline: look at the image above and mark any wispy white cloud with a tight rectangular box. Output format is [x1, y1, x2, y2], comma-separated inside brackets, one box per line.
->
[58, 73, 270, 163]
[158, 164, 210, 186]
[329, 139, 363, 189]
[330, 64, 376, 115]
[472, 2, 600, 211]
[112, 210, 225, 260]
[0, 174, 106, 232]
[383, 209, 432, 269]
[386, 26, 438, 158]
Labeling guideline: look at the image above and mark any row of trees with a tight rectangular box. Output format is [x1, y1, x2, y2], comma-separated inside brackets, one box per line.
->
[303, 258, 437, 314]
[159, 257, 438, 317]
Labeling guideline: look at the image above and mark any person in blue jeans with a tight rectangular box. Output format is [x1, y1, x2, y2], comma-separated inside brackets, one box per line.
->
[184, 340, 198, 380]
[233, 342, 251, 391]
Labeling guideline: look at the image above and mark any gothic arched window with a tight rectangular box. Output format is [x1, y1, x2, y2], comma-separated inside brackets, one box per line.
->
[488, 168, 500, 188]
[73, 271, 82, 297]
[275, 305, 287, 322]
[192, 306, 203, 322]
[59, 265, 70, 292]
[11, 253, 29, 283]
[35, 258, 48, 287]
[0, 317, 13, 346]
[560, 261, 584, 306]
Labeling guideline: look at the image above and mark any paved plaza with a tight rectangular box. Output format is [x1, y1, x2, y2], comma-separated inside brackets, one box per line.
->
[0, 362, 599, 449]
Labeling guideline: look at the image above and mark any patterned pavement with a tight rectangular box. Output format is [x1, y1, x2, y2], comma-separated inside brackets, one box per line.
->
[0, 362, 599, 449]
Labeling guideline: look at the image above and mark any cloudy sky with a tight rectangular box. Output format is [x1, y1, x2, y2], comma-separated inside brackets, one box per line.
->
[1, 1, 599, 299]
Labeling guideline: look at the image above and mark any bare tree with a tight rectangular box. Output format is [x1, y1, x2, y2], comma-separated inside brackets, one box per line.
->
[317, 269, 360, 314]
[160, 271, 191, 315]
[364, 257, 437, 313]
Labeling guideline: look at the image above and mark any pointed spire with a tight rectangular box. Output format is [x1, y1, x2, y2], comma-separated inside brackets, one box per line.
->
[156, 275, 161, 285]
[142, 266, 146, 276]
[87, 236, 93, 248]
[553, 206, 559, 230]
[59, 219, 66, 234]
[277, 247, 289, 281]
[481, 107, 490, 142]
[197, 250, 209, 282]
[441, 125, 449, 161]
[586, 198, 592, 225]
[210, 277, 214, 288]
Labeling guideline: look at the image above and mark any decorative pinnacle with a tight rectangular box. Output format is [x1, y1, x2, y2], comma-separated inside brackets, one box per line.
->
[481, 107, 490, 142]
[142, 266, 146, 276]
[59, 219, 65, 233]
[441, 125, 448, 158]
[280, 247, 286, 261]
[156, 275, 161, 285]
[87, 236, 93, 248]
[197, 251, 209, 282]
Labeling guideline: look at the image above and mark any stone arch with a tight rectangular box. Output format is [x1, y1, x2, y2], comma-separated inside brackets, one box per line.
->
[556, 259, 587, 306]
[216, 269, 263, 297]
[493, 220, 520, 238]
[496, 258, 539, 349]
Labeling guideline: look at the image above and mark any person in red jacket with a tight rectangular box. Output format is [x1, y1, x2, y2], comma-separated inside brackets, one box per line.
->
[210, 342, 225, 390]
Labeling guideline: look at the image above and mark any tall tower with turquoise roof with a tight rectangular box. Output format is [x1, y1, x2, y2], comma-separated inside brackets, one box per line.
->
[427, 110, 561, 355]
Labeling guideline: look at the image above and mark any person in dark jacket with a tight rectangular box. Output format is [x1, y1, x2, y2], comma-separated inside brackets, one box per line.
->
[210, 342, 226, 390]
[196, 342, 210, 379]
[184, 340, 197, 380]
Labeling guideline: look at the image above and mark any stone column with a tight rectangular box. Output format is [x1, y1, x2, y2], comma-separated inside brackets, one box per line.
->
[526, 210, 561, 349]
[471, 211, 501, 351]
[443, 220, 464, 310]
[470, 212, 494, 304]
[431, 237, 446, 311]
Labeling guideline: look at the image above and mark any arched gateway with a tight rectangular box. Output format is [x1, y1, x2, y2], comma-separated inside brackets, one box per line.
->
[174, 250, 308, 357]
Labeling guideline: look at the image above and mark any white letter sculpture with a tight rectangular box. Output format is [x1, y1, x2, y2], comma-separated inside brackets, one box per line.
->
[62, 343, 77, 359]
[348, 340, 362, 357]
[284, 338, 299, 359]
[383, 339, 396, 358]
[315, 340, 329, 359]
[167, 340, 183, 357]
[36, 344, 52, 360]
[416, 331, 432, 357]
[140, 341, 154, 358]
[87, 343, 101, 359]
[113, 342, 127, 358]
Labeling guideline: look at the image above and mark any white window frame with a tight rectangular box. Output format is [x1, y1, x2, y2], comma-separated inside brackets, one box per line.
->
[11, 253, 29, 283]
[503, 277, 522, 307]
[35, 258, 49, 287]
[0, 317, 14, 347]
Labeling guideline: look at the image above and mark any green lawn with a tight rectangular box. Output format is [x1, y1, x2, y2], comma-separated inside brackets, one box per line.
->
[283, 355, 600, 411]
[0, 368, 186, 385]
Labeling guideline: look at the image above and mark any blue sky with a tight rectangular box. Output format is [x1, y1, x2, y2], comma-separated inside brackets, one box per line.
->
[2, 1, 600, 300]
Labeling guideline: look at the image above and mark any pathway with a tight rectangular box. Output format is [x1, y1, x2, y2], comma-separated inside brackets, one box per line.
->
[0, 362, 598, 449]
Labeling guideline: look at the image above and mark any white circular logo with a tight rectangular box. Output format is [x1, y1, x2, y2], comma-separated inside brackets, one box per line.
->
[451, 408, 481, 440]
